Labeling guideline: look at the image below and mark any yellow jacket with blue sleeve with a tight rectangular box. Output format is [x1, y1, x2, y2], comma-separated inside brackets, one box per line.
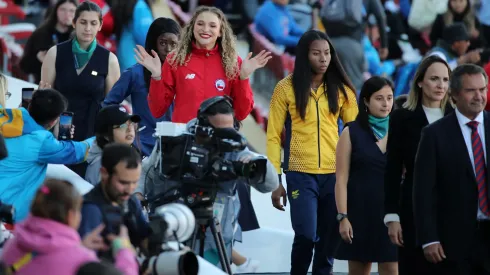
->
[267, 75, 358, 175]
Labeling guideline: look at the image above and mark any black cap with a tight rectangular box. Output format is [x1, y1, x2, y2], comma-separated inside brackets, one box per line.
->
[442, 23, 470, 44]
[95, 105, 141, 133]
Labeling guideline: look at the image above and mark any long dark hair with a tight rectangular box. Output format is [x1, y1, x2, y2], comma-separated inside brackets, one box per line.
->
[143, 17, 181, 89]
[356, 76, 394, 139]
[292, 30, 355, 120]
[42, 0, 78, 30]
[112, 0, 153, 41]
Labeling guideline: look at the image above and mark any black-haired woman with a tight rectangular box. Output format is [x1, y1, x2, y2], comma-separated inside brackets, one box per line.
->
[20, 0, 77, 83]
[104, 17, 180, 157]
[40, 1, 121, 176]
[335, 76, 398, 275]
[267, 30, 358, 275]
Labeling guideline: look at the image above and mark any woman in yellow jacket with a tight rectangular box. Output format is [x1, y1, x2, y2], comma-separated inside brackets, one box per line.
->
[267, 30, 358, 275]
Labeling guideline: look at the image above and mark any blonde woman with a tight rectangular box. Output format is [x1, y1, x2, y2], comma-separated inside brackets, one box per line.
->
[135, 6, 272, 123]
[384, 55, 453, 275]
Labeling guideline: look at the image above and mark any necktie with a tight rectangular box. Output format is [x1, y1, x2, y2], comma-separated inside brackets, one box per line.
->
[467, 121, 490, 216]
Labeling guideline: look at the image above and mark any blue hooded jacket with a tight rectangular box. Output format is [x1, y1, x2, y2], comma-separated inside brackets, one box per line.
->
[103, 63, 173, 157]
[0, 106, 94, 222]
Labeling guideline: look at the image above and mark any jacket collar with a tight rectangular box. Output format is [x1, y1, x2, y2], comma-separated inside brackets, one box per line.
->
[191, 41, 219, 56]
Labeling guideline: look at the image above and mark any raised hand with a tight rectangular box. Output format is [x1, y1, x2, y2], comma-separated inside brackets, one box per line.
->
[134, 45, 162, 78]
[240, 50, 272, 80]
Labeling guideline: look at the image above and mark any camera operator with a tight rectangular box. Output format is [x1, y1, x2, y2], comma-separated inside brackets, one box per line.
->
[136, 96, 279, 266]
[0, 88, 95, 223]
[79, 143, 151, 259]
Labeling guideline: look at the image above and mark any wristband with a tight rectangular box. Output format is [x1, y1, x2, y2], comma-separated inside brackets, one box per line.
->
[111, 238, 133, 258]
[278, 174, 282, 184]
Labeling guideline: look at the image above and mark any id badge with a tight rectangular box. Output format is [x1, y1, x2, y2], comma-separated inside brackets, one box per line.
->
[213, 203, 226, 223]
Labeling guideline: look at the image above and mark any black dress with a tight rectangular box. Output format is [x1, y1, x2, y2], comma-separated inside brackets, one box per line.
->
[335, 121, 397, 263]
[54, 40, 109, 176]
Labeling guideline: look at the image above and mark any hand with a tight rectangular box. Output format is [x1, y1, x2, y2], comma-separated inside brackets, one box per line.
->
[471, 28, 480, 38]
[462, 49, 481, 64]
[240, 50, 272, 80]
[38, 80, 51, 89]
[70, 125, 75, 139]
[37, 51, 47, 63]
[271, 184, 287, 211]
[134, 45, 162, 77]
[387, 221, 404, 247]
[107, 225, 130, 243]
[82, 224, 108, 251]
[423, 243, 446, 263]
[339, 219, 353, 244]
[379, 48, 389, 60]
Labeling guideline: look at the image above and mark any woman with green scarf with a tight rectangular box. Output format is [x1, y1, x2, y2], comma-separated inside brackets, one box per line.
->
[40, 1, 121, 176]
[334, 76, 398, 274]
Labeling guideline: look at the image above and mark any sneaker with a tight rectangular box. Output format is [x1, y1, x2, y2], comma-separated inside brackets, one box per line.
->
[235, 258, 260, 273]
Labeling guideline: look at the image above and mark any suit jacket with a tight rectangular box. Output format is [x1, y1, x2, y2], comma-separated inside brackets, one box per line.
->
[384, 103, 453, 246]
[413, 111, 490, 260]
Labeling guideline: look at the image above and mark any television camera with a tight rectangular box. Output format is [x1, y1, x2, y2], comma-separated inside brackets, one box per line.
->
[144, 118, 267, 275]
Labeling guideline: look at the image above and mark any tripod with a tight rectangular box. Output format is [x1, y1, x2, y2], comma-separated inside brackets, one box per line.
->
[188, 214, 233, 275]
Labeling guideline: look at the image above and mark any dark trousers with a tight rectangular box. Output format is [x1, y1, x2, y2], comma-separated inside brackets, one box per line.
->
[398, 245, 434, 275]
[431, 221, 490, 275]
[286, 172, 339, 275]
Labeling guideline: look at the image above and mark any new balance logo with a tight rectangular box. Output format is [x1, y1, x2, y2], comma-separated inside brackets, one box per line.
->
[185, 74, 195, 79]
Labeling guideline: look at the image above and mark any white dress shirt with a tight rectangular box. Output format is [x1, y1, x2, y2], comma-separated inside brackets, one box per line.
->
[423, 108, 490, 249]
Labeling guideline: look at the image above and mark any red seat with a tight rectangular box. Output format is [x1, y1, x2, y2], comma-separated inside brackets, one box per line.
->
[0, 0, 25, 25]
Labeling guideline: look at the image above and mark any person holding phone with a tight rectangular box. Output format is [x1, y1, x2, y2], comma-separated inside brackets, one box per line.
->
[0, 88, 95, 222]
[40, 1, 121, 176]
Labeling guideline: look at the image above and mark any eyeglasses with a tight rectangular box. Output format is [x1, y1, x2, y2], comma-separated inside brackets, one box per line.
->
[113, 121, 136, 130]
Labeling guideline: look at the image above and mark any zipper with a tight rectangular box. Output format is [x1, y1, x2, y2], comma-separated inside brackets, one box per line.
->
[315, 100, 321, 168]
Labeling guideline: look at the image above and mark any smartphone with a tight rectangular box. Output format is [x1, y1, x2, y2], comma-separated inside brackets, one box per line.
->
[21, 88, 35, 109]
[58, 112, 74, 140]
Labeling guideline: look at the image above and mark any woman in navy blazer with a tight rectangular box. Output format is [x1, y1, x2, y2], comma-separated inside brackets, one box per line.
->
[103, 17, 180, 157]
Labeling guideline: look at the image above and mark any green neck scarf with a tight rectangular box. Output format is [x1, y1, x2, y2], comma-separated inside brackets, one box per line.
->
[368, 114, 389, 140]
[72, 38, 97, 69]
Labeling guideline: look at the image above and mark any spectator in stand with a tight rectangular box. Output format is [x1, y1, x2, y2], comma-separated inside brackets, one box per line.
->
[80, 0, 116, 53]
[254, 0, 306, 54]
[0, 89, 94, 223]
[384, 55, 453, 275]
[335, 76, 398, 274]
[1, 179, 138, 275]
[19, 0, 77, 84]
[41, 1, 121, 176]
[430, 0, 485, 51]
[112, 0, 154, 72]
[103, 17, 180, 157]
[427, 23, 482, 70]
[267, 30, 358, 275]
[85, 104, 141, 186]
[321, 0, 389, 91]
[135, 6, 271, 124]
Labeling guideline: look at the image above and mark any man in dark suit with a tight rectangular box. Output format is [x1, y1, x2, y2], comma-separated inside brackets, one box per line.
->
[414, 64, 490, 274]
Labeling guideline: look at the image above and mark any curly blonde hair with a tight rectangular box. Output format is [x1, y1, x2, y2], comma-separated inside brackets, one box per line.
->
[168, 6, 239, 79]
